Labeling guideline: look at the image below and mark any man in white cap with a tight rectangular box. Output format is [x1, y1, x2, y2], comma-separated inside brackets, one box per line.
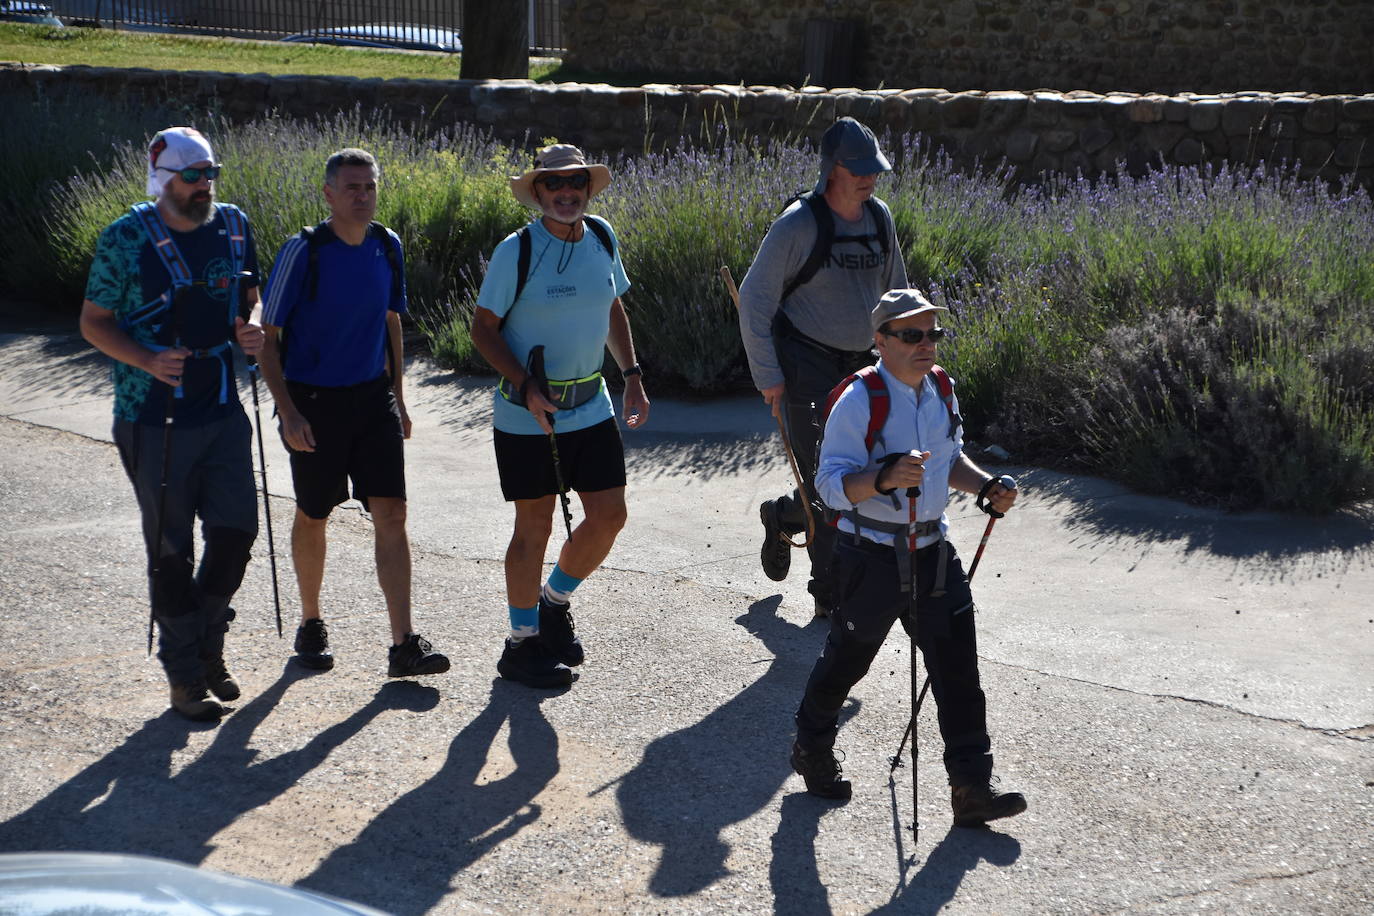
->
[470, 143, 651, 688]
[738, 117, 909, 618]
[79, 127, 265, 721]
[787, 288, 1026, 830]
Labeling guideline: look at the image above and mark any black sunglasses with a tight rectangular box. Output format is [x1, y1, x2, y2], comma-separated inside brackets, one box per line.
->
[538, 173, 590, 191]
[159, 165, 221, 183]
[880, 326, 947, 345]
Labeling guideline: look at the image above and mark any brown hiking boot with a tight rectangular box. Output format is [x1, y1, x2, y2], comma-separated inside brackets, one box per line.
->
[169, 681, 225, 722]
[202, 658, 241, 702]
[951, 780, 1027, 827]
[790, 741, 852, 800]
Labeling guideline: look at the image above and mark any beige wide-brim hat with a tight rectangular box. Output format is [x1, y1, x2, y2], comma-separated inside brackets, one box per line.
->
[509, 143, 612, 210]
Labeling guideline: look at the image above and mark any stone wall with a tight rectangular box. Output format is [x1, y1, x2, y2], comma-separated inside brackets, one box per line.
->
[4, 63, 1372, 188]
[563, 0, 1374, 96]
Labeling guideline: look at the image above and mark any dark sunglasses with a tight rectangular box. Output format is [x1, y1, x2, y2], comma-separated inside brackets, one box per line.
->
[538, 173, 589, 191]
[881, 326, 947, 345]
[159, 165, 221, 183]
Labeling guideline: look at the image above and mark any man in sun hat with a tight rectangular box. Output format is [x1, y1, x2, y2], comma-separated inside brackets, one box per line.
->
[470, 142, 651, 689]
[257, 147, 450, 680]
[787, 288, 1027, 830]
[79, 126, 265, 722]
[739, 117, 909, 618]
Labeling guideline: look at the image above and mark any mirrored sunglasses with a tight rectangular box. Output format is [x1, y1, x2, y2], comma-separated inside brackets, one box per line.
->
[159, 165, 221, 183]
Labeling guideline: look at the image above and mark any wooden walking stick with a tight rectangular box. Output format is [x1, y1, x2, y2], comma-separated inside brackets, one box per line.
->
[719, 265, 814, 549]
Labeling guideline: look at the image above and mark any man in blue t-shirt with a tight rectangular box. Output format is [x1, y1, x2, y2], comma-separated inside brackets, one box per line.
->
[259, 148, 449, 680]
[471, 143, 651, 688]
[79, 127, 265, 722]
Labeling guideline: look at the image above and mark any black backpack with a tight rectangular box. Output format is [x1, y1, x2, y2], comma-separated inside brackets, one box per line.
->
[782, 191, 890, 301]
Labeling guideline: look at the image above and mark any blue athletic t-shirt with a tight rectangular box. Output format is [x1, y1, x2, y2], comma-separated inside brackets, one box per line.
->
[477, 217, 631, 435]
[261, 224, 406, 387]
[83, 204, 260, 426]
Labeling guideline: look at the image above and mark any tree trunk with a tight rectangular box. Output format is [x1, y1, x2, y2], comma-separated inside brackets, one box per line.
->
[460, 0, 530, 80]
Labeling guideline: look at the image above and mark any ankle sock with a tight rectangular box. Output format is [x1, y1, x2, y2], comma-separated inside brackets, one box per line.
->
[508, 604, 539, 643]
[542, 564, 583, 606]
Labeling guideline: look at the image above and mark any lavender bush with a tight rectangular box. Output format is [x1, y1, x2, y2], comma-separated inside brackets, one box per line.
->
[6, 96, 1371, 511]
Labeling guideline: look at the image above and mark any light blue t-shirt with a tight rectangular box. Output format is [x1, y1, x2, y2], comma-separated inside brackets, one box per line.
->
[477, 216, 631, 435]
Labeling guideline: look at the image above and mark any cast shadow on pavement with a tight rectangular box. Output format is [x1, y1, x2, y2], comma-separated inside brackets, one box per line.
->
[0, 664, 437, 863]
[1001, 468, 1374, 578]
[295, 678, 562, 916]
[0, 332, 107, 406]
[614, 595, 851, 898]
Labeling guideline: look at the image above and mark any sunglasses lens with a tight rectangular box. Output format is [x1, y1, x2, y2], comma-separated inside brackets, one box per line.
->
[179, 166, 219, 182]
[541, 173, 589, 191]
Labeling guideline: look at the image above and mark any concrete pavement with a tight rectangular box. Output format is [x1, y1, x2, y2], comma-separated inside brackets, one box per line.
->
[0, 323, 1370, 914]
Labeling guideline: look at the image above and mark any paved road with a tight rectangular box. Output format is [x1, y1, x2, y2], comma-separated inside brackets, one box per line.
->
[0, 326, 1370, 915]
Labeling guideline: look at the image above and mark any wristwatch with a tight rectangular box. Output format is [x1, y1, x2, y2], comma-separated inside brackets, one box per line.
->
[622, 363, 642, 379]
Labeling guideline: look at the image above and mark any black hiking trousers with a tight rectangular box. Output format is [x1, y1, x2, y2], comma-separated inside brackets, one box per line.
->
[794, 536, 995, 787]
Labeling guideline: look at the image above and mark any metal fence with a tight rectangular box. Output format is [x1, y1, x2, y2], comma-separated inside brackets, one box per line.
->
[45, 0, 566, 53]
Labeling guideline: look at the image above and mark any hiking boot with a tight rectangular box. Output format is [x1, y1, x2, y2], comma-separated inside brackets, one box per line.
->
[790, 741, 852, 800]
[497, 636, 573, 689]
[294, 618, 334, 671]
[388, 633, 451, 677]
[951, 780, 1027, 828]
[169, 681, 225, 722]
[759, 499, 791, 582]
[202, 658, 241, 702]
[539, 595, 584, 667]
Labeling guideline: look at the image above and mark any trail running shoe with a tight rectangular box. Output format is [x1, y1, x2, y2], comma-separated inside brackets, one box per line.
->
[497, 636, 574, 689]
[760, 498, 791, 582]
[539, 595, 584, 667]
[294, 618, 334, 671]
[388, 633, 451, 677]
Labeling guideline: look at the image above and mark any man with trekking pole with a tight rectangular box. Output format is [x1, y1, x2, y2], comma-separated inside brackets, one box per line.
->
[79, 127, 264, 722]
[738, 117, 908, 618]
[258, 148, 450, 679]
[789, 288, 1027, 831]
[470, 143, 649, 689]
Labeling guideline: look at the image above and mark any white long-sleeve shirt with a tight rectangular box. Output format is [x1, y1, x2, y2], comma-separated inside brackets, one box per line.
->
[815, 359, 963, 549]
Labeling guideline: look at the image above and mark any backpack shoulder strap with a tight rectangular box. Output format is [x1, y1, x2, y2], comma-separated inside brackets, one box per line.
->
[782, 191, 834, 301]
[863, 198, 890, 256]
[130, 201, 193, 288]
[502, 225, 534, 332]
[823, 364, 889, 454]
[300, 220, 335, 302]
[369, 222, 404, 302]
[215, 203, 248, 270]
[583, 214, 616, 259]
[929, 364, 962, 439]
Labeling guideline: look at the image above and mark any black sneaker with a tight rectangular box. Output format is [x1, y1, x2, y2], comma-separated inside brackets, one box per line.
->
[790, 741, 852, 800]
[294, 618, 334, 671]
[759, 499, 791, 582]
[539, 595, 584, 667]
[951, 779, 1027, 827]
[497, 636, 573, 689]
[388, 633, 451, 677]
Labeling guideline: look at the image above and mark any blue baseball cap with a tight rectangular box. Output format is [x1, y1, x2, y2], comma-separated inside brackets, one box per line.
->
[814, 117, 892, 194]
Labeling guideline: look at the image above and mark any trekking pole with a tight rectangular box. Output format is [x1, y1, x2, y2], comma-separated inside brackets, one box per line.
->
[529, 345, 574, 539]
[887, 474, 1015, 807]
[236, 272, 283, 638]
[147, 287, 188, 655]
[718, 266, 814, 549]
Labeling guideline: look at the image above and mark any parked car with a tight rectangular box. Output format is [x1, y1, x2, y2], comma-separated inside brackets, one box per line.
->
[0, 1, 64, 25]
[281, 22, 461, 53]
[0, 852, 391, 915]
[46, 0, 174, 33]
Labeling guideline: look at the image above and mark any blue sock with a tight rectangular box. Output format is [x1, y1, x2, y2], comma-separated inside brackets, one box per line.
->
[508, 604, 539, 642]
[542, 564, 583, 606]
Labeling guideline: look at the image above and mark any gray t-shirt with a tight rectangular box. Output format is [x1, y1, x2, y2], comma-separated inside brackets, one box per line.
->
[738, 195, 907, 390]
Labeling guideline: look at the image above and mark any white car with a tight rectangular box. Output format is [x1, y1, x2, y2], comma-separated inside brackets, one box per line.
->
[0, 852, 392, 915]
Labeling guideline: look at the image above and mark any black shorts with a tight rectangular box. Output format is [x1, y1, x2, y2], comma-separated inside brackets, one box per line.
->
[493, 417, 626, 502]
[284, 375, 405, 519]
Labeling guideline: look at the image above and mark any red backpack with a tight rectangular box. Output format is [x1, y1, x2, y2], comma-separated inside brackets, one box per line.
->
[821, 364, 961, 454]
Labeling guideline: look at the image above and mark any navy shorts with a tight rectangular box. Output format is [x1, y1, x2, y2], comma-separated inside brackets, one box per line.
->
[493, 417, 627, 502]
[284, 375, 405, 518]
